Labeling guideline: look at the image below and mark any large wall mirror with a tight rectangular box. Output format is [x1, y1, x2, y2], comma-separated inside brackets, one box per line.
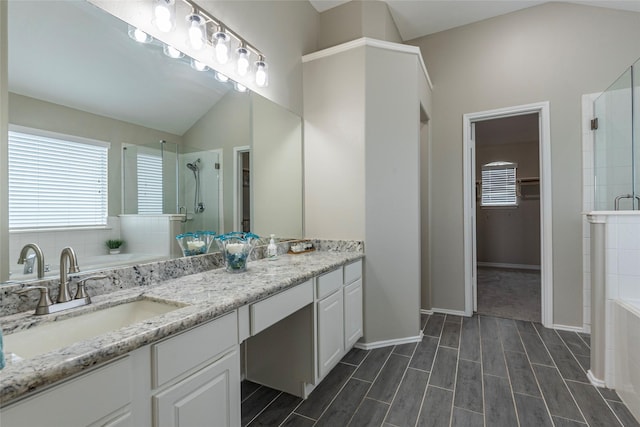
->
[3, 0, 302, 284]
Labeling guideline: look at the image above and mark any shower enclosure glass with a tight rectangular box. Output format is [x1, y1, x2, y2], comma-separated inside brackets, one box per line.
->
[122, 141, 222, 232]
[593, 59, 639, 210]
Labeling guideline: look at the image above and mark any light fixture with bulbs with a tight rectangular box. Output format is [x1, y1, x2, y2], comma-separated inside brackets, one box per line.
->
[150, 0, 269, 88]
[128, 25, 153, 43]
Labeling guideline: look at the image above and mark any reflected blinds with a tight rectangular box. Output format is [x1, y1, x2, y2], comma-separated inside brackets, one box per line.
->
[8, 130, 109, 229]
[137, 153, 163, 214]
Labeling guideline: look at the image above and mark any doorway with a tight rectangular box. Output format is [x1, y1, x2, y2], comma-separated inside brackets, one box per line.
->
[234, 146, 251, 232]
[463, 102, 553, 326]
[474, 114, 541, 321]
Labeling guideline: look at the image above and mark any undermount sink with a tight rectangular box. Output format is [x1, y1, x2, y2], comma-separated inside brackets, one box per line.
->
[3, 299, 183, 360]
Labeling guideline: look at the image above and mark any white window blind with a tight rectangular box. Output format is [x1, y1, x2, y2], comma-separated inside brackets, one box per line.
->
[8, 130, 109, 229]
[481, 161, 518, 207]
[137, 153, 163, 214]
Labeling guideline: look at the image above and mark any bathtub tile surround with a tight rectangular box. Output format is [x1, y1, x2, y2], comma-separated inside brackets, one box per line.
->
[242, 315, 637, 427]
[586, 212, 640, 425]
[613, 300, 640, 424]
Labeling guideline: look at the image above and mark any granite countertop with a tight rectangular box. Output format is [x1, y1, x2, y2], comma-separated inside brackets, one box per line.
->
[0, 251, 363, 404]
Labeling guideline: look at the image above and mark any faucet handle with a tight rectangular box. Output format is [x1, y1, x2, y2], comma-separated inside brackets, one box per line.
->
[74, 275, 108, 301]
[15, 286, 54, 315]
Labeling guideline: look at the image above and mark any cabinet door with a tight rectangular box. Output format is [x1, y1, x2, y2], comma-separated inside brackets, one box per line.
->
[317, 290, 344, 379]
[344, 279, 363, 349]
[153, 347, 240, 427]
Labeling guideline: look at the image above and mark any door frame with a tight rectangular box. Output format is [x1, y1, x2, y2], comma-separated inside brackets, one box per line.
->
[463, 101, 553, 327]
[233, 146, 251, 232]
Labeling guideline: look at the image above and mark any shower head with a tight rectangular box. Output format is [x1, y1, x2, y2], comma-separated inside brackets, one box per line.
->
[186, 158, 200, 172]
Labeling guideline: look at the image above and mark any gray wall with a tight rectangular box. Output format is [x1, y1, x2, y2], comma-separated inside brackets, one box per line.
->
[409, 2, 640, 326]
[9, 93, 182, 217]
[182, 91, 251, 234]
[194, 1, 320, 115]
[476, 141, 540, 267]
[0, 1, 8, 281]
[318, 0, 401, 49]
[304, 42, 428, 343]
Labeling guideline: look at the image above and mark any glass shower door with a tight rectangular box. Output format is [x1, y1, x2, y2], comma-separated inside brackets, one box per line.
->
[594, 68, 634, 210]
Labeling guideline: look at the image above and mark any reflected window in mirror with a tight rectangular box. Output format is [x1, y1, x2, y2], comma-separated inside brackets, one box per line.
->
[8, 126, 109, 229]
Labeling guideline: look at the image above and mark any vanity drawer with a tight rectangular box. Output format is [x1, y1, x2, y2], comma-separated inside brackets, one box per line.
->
[1, 356, 131, 426]
[344, 260, 362, 285]
[152, 311, 237, 388]
[317, 268, 343, 299]
[251, 280, 313, 335]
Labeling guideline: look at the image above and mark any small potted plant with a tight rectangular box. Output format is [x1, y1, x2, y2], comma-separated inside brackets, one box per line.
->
[106, 239, 125, 255]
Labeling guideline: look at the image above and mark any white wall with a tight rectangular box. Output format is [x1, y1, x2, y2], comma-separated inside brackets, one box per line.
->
[410, 2, 640, 326]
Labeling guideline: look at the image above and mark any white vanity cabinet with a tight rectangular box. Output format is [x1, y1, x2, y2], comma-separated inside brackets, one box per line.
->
[244, 259, 364, 398]
[316, 259, 363, 381]
[0, 312, 240, 427]
[1, 356, 134, 427]
[150, 311, 240, 427]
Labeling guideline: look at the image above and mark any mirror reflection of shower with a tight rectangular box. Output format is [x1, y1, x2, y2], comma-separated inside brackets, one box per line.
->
[186, 158, 205, 214]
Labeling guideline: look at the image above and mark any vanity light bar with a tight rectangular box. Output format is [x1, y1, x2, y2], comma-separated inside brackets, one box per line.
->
[174, 0, 268, 87]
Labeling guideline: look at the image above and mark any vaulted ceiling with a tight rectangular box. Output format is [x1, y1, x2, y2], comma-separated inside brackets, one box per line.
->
[309, 0, 640, 41]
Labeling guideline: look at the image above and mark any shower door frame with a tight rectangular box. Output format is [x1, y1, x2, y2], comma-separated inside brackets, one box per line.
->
[463, 101, 553, 327]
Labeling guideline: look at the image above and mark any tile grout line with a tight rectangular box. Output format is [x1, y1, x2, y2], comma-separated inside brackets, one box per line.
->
[245, 391, 283, 427]
[412, 317, 444, 427]
[515, 320, 556, 425]
[241, 384, 263, 404]
[497, 319, 522, 427]
[532, 324, 590, 425]
[288, 351, 371, 426]
[447, 320, 463, 427]
[377, 347, 414, 426]
[478, 316, 488, 427]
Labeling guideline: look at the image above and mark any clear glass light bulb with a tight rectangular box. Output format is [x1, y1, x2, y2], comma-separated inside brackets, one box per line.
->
[216, 41, 229, 64]
[189, 24, 204, 50]
[215, 72, 229, 82]
[255, 62, 268, 87]
[134, 28, 150, 43]
[191, 59, 208, 72]
[234, 82, 247, 92]
[154, 3, 173, 32]
[163, 45, 183, 59]
[237, 49, 250, 76]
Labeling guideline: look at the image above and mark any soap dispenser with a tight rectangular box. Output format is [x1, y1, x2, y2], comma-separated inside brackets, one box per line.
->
[267, 234, 278, 260]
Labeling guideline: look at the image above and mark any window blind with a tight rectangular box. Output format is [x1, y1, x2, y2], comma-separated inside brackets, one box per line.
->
[137, 153, 163, 214]
[8, 130, 109, 229]
[481, 162, 518, 206]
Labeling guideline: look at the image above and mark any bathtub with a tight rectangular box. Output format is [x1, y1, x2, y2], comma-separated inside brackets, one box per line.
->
[8, 253, 167, 282]
[613, 298, 640, 423]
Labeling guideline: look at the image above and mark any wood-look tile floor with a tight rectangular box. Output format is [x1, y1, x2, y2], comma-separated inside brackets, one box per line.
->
[241, 313, 640, 427]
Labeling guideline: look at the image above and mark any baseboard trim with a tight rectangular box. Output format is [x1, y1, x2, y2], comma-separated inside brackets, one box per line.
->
[587, 370, 606, 388]
[420, 309, 434, 315]
[477, 262, 541, 271]
[430, 308, 468, 317]
[355, 332, 423, 350]
[553, 324, 586, 333]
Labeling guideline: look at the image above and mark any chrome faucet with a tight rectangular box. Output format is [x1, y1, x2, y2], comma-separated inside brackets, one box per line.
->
[58, 247, 80, 303]
[17, 243, 45, 279]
